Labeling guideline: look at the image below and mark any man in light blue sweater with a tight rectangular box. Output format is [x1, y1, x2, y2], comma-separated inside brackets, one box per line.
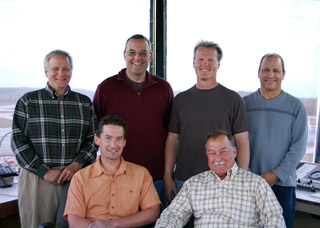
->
[243, 53, 308, 228]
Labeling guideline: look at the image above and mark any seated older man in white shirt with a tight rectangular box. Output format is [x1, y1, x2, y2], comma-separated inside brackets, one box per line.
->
[155, 130, 285, 228]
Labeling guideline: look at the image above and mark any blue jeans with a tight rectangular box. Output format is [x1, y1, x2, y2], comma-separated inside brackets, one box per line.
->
[166, 179, 185, 200]
[175, 179, 185, 193]
[153, 180, 168, 209]
[58, 181, 70, 228]
[272, 185, 296, 228]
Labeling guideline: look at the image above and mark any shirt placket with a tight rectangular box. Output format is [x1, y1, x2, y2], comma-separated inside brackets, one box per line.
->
[108, 177, 117, 220]
[59, 99, 66, 158]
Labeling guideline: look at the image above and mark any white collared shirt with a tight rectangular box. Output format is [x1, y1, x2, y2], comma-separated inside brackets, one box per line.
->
[155, 163, 285, 228]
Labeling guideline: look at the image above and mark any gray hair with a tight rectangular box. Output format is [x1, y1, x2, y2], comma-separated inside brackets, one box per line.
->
[43, 49, 73, 70]
[205, 130, 235, 148]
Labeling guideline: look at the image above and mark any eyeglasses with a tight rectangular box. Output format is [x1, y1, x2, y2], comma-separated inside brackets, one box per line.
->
[126, 50, 150, 57]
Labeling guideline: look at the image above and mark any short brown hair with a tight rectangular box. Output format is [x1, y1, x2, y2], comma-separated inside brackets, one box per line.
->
[124, 34, 151, 53]
[96, 115, 128, 139]
[193, 40, 223, 61]
[258, 53, 285, 72]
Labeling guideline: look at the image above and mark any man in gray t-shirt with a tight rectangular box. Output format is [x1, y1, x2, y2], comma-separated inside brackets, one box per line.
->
[164, 40, 250, 209]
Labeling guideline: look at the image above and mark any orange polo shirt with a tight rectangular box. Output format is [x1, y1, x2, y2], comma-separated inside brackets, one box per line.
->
[64, 156, 161, 221]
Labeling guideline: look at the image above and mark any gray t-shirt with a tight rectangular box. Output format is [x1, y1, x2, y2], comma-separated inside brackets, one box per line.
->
[169, 84, 249, 180]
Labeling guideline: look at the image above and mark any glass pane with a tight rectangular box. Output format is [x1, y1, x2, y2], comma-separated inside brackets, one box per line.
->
[0, 0, 150, 160]
[0, 0, 150, 92]
[167, 0, 320, 162]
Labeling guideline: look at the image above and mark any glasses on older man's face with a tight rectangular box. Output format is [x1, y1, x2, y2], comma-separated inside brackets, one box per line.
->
[126, 50, 150, 57]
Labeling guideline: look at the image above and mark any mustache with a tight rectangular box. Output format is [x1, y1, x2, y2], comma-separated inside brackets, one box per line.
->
[213, 161, 226, 166]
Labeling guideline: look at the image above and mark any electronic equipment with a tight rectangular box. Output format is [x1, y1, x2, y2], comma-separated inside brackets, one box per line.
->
[296, 179, 320, 192]
[296, 163, 320, 192]
[309, 171, 320, 180]
[0, 163, 18, 188]
[0, 163, 18, 177]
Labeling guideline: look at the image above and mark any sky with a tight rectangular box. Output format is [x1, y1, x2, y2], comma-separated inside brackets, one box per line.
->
[0, 0, 319, 98]
[167, 0, 320, 97]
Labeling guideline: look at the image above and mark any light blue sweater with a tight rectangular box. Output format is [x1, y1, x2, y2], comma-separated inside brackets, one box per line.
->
[243, 90, 308, 187]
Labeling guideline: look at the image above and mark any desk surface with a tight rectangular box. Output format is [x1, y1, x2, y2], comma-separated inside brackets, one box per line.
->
[296, 189, 320, 216]
[296, 188, 320, 205]
[0, 182, 18, 204]
[0, 179, 18, 219]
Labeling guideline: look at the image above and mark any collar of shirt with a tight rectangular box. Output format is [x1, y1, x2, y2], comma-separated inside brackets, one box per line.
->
[45, 83, 71, 99]
[117, 68, 157, 89]
[124, 71, 145, 92]
[210, 163, 239, 182]
[91, 155, 127, 178]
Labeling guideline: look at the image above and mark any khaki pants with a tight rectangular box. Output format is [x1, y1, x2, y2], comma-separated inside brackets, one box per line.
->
[18, 168, 62, 228]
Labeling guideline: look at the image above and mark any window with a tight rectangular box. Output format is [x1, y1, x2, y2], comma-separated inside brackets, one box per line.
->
[0, 0, 150, 161]
[167, 0, 320, 162]
[0, 0, 150, 91]
[1, 0, 320, 163]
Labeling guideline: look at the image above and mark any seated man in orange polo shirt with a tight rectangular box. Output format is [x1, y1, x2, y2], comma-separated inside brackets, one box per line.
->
[64, 115, 161, 228]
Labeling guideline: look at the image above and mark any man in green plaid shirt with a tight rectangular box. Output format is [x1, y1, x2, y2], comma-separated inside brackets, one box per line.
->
[11, 49, 97, 228]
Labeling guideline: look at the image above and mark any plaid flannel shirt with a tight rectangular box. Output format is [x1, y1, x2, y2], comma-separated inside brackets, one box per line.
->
[11, 84, 97, 178]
